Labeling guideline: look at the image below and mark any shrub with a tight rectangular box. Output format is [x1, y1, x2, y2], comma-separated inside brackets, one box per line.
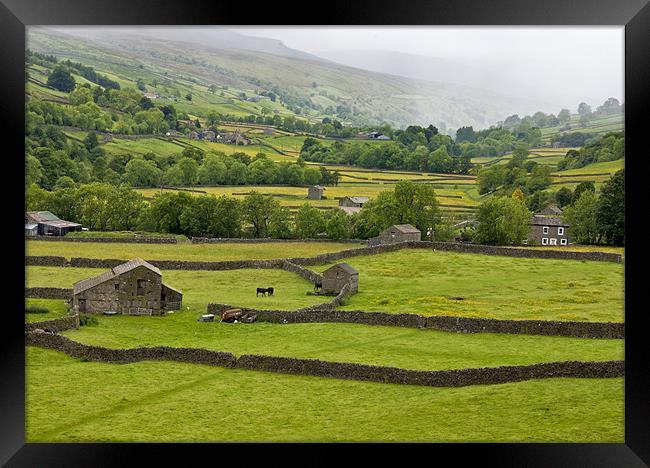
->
[26, 305, 49, 314]
[79, 314, 99, 326]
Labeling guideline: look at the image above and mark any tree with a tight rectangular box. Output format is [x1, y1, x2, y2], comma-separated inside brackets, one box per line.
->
[242, 191, 279, 238]
[69, 87, 93, 106]
[511, 187, 525, 203]
[325, 209, 351, 240]
[197, 154, 227, 185]
[554, 187, 573, 208]
[572, 181, 595, 204]
[475, 196, 532, 245]
[558, 109, 571, 124]
[83, 131, 99, 151]
[295, 204, 325, 239]
[123, 158, 162, 187]
[47, 66, 76, 92]
[136, 79, 146, 92]
[177, 157, 199, 186]
[53, 176, 76, 190]
[577, 102, 592, 115]
[563, 190, 599, 244]
[596, 169, 624, 245]
[26, 155, 44, 187]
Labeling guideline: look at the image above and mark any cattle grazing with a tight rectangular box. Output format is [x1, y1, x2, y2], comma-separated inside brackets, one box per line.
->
[314, 282, 322, 291]
[257, 287, 275, 296]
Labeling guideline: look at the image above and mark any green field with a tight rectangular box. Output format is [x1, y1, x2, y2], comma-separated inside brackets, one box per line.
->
[53, 307, 622, 370]
[26, 239, 359, 261]
[26, 347, 623, 442]
[26, 266, 326, 312]
[25, 298, 71, 323]
[312, 249, 624, 322]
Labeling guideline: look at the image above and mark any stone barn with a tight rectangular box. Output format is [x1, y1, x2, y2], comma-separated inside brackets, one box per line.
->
[377, 224, 421, 244]
[308, 185, 325, 200]
[72, 258, 182, 316]
[322, 262, 359, 295]
[339, 196, 369, 208]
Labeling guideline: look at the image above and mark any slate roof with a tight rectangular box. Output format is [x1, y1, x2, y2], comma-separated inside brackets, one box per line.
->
[347, 196, 369, 204]
[39, 220, 82, 228]
[25, 223, 38, 230]
[530, 215, 569, 227]
[537, 204, 563, 216]
[388, 224, 421, 234]
[162, 283, 183, 295]
[325, 262, 358, 276]
[73, 258, 161, 295]
[26, 211, 60, 222]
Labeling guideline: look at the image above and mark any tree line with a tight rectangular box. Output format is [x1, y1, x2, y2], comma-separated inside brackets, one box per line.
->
[25, 180, 452, 241]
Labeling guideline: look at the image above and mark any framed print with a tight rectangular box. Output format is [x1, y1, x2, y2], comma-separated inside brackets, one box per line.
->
[1, 0, 648, 465]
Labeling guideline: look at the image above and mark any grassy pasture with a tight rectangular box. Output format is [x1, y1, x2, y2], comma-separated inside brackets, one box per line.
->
[26, 239, 359, 261]
[26, 266, 327, 312]
[26, 347, 624, 442]
[25, 298, 71, 323]
[311, 249, 624, 322]
[56, 306, 623, 370]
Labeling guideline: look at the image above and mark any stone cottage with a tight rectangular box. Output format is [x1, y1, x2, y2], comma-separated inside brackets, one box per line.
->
[527, 204, 571, 246]
[377, 224, 421, 244]
[321, 263, 359, 295]
[72, 258, 182, 315]
[308, 185, 325, 200]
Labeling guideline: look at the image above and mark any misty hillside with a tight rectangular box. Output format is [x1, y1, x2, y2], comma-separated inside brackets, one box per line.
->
[28, 27, 548, 130]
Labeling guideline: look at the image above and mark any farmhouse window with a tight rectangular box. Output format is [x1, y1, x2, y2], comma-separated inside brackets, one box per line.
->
[137, 279, 146, 295]
[542, 238, 549, 245]
[114, 283, 119, 290]
[543, 226, 549, 234]
[561, 239, 568, 245]
[550, 238, 558, 245]
[558, 227, 564, 236]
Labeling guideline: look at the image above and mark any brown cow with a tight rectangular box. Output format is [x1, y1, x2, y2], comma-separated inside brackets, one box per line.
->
[220, 308, 243, 323]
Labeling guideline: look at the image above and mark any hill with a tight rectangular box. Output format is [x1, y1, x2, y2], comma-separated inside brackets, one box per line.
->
[28, 27, 549, 130]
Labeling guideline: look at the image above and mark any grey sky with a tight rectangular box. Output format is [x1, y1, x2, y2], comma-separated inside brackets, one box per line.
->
[231, 27, 624, 109]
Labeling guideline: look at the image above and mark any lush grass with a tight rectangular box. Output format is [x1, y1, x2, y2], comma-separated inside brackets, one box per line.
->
[58, 310, 622, 370]
[65, 230, 188, 241]
[510, 245, 624, 256]
[312, 249, 624, 322]
[26, 239, 360, 261]
[26, 266, 326, 312]
[25, 298, 71, 323]
[26, 347, 624, 442]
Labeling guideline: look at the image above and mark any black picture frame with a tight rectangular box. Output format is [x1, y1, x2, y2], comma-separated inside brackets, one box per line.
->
[1, 0, 648, 465]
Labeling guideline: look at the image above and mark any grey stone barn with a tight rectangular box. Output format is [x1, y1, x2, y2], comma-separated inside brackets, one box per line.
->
[527, 204, 571, 246]
[72, 258, 182, 316]
[308, 185, 325, 200]
[322, 262, 359, 295]
[377, 224, 421, 244]
[339, 196, 369, 208]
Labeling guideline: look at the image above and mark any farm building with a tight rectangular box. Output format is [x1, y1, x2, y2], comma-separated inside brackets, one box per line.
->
[72, 258, 182, 316]
[376, 224, 422, 244]
[223, 131, 252, 145]
[25, 211, 82, 236]
[25, 223, 38, 237]
[322, 262, 359, 295]
[339, 196, 369, 208]
[527, 205, 571, 246]
[308, 185, 325, 200]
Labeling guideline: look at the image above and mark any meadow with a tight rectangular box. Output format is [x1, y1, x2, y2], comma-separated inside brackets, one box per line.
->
[25, 347, 624, 442]
[26, 239, 359, 261]
[311, 249, 624, 322]
[25, 298, 71, 323]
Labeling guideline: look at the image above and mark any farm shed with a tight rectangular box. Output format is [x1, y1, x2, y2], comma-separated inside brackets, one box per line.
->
[339, 196, 369, 208]
[25, 223, 38, 236]
[376, 224, 421, 244]
[322, 262, 359, 294]
[308, 185, 325, 200]
[25, 211, 82, 236]
[528, 205, 571, 246]
[72, 258, 182, 316]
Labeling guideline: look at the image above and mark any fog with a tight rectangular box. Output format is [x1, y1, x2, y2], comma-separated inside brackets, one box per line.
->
[232, 27, 624, 111]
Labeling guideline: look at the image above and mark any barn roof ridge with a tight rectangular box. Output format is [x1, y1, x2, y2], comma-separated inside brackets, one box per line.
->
[73, 258, 162, 295]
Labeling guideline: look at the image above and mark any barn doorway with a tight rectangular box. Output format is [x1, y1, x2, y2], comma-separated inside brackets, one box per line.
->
[79, 299, 86, 312]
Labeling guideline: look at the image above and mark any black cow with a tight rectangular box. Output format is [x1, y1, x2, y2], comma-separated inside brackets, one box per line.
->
[257, 287, 275, 296]
[314, 282, 322, 291]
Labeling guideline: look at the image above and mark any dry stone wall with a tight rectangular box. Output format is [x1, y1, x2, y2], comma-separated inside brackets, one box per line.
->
[27, 236, 177, 244]
[26, 332, 623, 388]
[25, 287, 73, 299]
[191, 237, 363, 244]
[25, 256, 68, 267]
[25, 314, 79, 333]
[205, 303, 623, 339]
